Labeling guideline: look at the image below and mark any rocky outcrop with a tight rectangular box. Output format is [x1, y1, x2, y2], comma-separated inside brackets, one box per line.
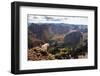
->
[28, 47, 55, 61]
[64, 30, 83, 48]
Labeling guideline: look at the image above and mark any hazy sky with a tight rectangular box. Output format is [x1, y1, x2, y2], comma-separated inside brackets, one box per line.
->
[27, 14, 88, 25]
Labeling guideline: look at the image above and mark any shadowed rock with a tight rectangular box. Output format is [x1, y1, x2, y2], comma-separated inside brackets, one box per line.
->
[64, 30, 83, 48]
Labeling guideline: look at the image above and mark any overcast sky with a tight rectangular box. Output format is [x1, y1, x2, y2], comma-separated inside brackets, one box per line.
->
[27, 14, 88, 25]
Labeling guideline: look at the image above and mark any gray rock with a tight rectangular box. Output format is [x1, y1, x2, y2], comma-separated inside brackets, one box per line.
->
[64, 30, 83, 48]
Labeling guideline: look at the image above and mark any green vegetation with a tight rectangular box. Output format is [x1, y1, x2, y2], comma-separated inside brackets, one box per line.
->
[48, 47, 60, 54]
[61, 48, 72, 53]
[48, 47, 72, 59]
[48, 54, 55, 60]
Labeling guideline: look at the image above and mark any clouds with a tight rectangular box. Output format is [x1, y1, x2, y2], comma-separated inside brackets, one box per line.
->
[27, 14, 88, 25]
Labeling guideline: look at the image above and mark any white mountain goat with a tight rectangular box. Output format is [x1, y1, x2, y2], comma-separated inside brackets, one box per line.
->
[41, 43, 49, 51]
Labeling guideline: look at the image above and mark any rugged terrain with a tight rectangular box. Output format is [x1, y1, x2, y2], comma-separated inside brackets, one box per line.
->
[28, 23, 88, 61]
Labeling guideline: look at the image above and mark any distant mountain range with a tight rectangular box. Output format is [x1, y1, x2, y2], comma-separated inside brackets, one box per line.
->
[28, 23, 87, 35]
[28, 23, 88, 49]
